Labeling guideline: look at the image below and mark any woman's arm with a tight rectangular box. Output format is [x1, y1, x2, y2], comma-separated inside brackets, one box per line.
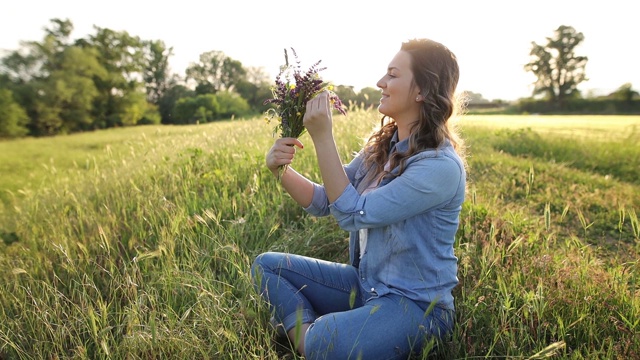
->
[330, 153, 465, 232]
[279, 166, 315, 207]
[265, 137, 315, 207]
[303, 91, 350, 203]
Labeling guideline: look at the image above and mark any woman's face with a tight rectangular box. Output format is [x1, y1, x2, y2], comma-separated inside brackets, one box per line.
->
[376, 50, 421, 124]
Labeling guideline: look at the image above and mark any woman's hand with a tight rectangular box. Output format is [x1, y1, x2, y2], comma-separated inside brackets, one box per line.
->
[303, 90, 333, 140]
[265, 137, 304, 176]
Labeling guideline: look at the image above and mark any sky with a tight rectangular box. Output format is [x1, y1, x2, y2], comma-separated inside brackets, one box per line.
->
[1, 0, 638, 101]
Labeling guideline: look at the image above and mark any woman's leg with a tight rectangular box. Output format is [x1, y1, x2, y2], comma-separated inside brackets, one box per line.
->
[304, 293, 454, 360]
[251, 252, 363, 344]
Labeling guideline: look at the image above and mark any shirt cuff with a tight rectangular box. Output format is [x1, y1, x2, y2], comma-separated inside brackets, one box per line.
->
[329, 184, 365, 227]
[303, 182, 330, 217]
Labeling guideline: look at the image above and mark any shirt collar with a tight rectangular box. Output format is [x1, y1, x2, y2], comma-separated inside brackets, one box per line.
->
[389, 130, 451, 154]
[389, 130, 409, 153]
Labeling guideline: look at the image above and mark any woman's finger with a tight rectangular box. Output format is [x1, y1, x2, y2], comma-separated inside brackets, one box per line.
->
[276, 137, 304, 149]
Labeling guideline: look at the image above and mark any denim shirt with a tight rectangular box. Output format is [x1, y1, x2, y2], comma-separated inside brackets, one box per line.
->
[304, 132, 466, 310]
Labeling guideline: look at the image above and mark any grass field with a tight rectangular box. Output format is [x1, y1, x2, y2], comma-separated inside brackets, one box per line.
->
[0, 111, 638, 359]
[462, 114, 639, 137]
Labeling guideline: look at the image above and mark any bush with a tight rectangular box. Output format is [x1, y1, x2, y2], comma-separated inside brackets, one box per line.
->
[0, 89, 29, 138]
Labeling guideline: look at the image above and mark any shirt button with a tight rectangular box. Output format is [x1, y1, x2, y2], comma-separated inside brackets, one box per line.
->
[370, 287, 375, 292]
[359, 211, 364, 215]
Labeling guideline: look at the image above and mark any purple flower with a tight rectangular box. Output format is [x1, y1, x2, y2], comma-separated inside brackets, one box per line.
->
[264, 48, 347, 139]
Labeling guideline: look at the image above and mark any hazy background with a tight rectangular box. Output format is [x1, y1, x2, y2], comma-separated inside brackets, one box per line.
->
[1, 0, 637, 101]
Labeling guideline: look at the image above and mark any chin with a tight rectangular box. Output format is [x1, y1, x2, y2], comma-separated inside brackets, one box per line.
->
[377, 105, 391, 118]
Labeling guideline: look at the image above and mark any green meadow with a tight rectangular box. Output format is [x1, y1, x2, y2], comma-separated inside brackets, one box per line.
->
[0, 111, 638, 359]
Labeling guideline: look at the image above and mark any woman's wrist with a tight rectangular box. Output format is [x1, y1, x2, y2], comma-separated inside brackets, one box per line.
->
[310, 132, 335, 147]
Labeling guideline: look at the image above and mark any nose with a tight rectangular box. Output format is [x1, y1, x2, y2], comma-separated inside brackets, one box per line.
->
[376, 76, 385, 89]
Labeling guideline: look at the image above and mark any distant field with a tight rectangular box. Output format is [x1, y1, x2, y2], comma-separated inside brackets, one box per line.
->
[1, 114, 638, 201]
[0, 124, 239, 205]
[460, 114, 640, 140]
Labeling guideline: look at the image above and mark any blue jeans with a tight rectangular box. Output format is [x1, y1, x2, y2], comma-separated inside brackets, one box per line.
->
[251, 252, 455, 359]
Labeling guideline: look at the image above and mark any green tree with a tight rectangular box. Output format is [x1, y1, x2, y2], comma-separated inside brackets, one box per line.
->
[0, 18, 76, 135]
[173, 94, 220, 124]
[220, 57, 245, 93]
[1, 18, 107, 135]
[355, 87, 382, 109]
[524, 25, 588, 106]
[0, 53, 39, 133]
[157, 84, 194, 124]
[47, 46, 107, 132]
[235, 66, 271, 113]
[214, 91, 251, 119]
[142, 39, 175, 104]
[1, 18, 167, 135]
[609, 83, 639, 102]
[333, 85, 357, 108]
[137, 103, 162, 125]
[0, 89, 29, 138]
[185, 51, 246, 95]
[83, 26, 146, 128]
[111, 90, 148, 126]
[1, 45, 41, 84]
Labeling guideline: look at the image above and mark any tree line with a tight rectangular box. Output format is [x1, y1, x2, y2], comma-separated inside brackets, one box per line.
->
[0, 18, 381, 139]
[1, 21, 638, 139]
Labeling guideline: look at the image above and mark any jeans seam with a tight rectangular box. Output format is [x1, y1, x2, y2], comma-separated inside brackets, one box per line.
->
[273, 263, 355, 294]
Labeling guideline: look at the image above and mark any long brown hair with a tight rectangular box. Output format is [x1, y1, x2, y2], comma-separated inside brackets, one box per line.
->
[363, 38, 467, 183]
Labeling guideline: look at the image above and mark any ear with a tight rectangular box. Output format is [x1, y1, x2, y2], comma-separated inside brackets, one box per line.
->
[415, 94, 423, 102]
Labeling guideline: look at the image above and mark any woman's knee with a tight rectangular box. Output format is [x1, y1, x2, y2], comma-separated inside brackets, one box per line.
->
[250, 252, 283, 283]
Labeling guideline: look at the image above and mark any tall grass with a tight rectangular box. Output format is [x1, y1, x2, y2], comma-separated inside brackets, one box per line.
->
[0, 112, 638, 359]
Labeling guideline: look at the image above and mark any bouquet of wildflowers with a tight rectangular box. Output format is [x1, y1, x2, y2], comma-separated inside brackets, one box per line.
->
[263, 48, 347, 139]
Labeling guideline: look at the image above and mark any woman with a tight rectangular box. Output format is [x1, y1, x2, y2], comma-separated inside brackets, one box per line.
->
[251, 38, 467, 359]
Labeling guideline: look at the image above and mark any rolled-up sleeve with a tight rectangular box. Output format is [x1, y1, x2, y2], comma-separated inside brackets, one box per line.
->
[303, 182, 331, 217]
[328, 184, 365, 227]
[303, 152, 365, 217]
